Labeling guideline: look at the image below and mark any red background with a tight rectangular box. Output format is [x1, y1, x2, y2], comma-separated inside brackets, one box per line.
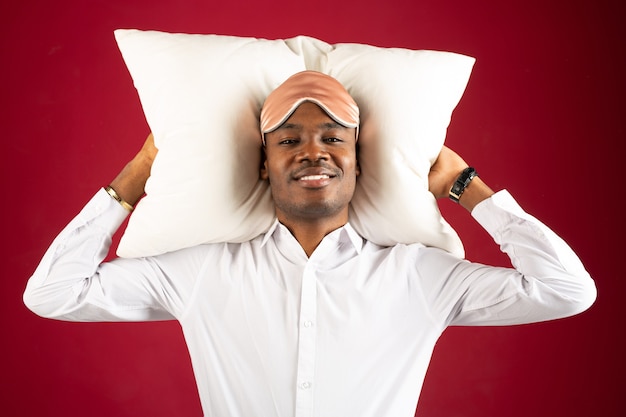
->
[2, 0, 624, 416]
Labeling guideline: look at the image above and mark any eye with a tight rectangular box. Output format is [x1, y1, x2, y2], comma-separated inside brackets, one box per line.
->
[278, 138, 299, 145]
[323, 137, 343, 143]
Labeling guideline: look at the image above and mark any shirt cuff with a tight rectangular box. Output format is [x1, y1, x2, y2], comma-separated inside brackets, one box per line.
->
[74, 188, 131, 232]
[471, 190, 529, 238]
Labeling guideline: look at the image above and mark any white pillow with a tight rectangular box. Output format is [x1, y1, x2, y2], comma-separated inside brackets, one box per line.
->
[114, 29, 304, 257]
[286, 37, 475, 255]
[114, 29, 474, 258]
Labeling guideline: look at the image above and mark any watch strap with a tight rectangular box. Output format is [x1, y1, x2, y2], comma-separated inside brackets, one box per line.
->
[449, 167, 478, 203]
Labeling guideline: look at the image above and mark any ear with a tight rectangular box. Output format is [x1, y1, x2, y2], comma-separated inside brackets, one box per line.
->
[260, 146, 269, 180]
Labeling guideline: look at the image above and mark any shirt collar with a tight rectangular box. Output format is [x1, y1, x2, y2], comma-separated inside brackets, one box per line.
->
[260, 219, 364, 255]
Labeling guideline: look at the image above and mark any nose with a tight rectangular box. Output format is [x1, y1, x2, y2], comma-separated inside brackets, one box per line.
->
[296, 138, 328, 162]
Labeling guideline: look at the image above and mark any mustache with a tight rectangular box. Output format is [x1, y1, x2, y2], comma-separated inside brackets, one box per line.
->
[292, 162, 341, 178]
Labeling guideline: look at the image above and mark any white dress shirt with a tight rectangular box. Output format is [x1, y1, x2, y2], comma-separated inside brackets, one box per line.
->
[24, 188, 596, 417]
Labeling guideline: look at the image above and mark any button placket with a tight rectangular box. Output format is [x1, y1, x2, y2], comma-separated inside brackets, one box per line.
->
[294, 263, 318, 416]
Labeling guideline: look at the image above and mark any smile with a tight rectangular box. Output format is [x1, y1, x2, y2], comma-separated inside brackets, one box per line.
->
[299, 175, 331, 181]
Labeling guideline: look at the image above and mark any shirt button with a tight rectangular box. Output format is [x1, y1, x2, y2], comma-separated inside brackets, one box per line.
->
[300, 381, 312, 389]
[303, 321, 313, 328]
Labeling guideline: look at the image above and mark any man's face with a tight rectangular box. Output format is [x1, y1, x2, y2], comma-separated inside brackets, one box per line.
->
[261, 102, 360, 224]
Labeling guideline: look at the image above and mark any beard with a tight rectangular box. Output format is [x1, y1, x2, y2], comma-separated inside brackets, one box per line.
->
[269, 171, 356, 224]
[272, 193, 349, 221]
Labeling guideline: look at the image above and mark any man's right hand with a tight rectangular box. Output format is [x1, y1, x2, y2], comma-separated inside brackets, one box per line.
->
[108, 133, 157, 207]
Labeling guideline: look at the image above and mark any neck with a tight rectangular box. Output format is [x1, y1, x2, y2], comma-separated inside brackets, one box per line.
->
[277, 213, 348, 257]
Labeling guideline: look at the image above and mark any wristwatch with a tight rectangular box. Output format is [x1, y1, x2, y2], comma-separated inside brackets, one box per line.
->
[449, 167, 478, 203]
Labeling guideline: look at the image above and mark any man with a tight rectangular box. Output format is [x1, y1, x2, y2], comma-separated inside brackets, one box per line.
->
[24, 71, 596, 416]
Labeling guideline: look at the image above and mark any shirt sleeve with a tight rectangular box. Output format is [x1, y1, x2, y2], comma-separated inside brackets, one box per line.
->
[417, 190, 597, 327]
[23, 188, 204, 322]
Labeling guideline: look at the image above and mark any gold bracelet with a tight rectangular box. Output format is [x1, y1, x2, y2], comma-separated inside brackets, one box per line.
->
[104, 185, 134, 212]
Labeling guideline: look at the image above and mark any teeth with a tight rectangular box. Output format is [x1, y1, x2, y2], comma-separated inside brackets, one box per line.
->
[300, 175, 329, 181]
